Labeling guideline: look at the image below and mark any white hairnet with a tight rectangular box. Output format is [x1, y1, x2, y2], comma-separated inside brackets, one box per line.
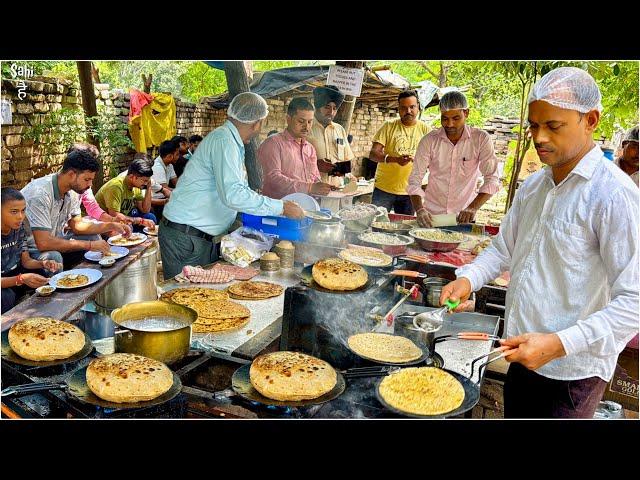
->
[528, 67, 602, 113]
[439, 90, 468, 111]
[227, 92, 269, 123]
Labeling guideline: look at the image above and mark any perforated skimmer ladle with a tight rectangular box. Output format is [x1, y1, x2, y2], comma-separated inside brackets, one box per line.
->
[411, 298, 460, 333]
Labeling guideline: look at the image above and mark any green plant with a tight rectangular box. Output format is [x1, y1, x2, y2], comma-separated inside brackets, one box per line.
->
[23, 106, 134, 179]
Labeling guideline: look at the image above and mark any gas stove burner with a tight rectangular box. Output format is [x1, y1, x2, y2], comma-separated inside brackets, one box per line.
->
[423, 352, 444, 368]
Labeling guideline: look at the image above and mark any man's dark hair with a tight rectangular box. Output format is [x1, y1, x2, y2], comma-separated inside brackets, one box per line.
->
[66, 142, 100, 158]
[171, 135, 188, 144]
[127, 158, 154, 177]
[159, 140, 180, 158]
[398, 89, 420, 104]
[287, 97, 315, 116]
[61, 149, 100, 174]
[1, 187, 25, 204]
[189, 135, 203, 143]
[267, 130, 279, 137]
[347, 134, 353, 144]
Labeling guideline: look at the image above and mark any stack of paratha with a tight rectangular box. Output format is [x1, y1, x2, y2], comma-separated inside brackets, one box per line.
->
[312, 258, 368, 291]
[378, 367, 465, 416]
[161, 287, 230, 305]
[228, 281, 283, 300]
[86, 353, 173, 403]
[160, 287, 250, 333]
[8, 317, 85, 361]
[250, 351, 337, 401]
[347, 333, 423, 363]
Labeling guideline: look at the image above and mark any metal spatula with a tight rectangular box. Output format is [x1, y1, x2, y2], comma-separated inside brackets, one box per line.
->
[412, 299, 460, 332]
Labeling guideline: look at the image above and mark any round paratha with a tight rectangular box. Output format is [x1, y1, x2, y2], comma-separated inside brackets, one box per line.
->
[250, 351, 337, 401]
[312, 258, 368, 291]
[8, 317, 85, 361]
[378, 367, 465, 416]
[192, 317, 250, 333]
[183, 299, 250, 320]
[161, 287, 229, 305]
[338, 247, 392, 267]
[86, 353, 173, 403]
[228, 281, 283, 300]
[348, 333, 423, 363]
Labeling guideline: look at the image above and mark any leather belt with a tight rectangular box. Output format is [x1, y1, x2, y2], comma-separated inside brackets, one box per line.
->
[161, 217, 216, 242]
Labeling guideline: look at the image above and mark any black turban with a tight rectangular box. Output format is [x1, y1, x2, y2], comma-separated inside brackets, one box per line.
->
[313, 85, 345, 109]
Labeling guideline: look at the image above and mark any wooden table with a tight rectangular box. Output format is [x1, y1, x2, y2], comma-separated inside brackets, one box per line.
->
[1, 240, 157, 332]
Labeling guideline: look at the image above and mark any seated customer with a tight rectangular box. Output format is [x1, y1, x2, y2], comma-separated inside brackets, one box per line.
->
[95, 159, 156, 231]
[21, 149, 129, 268]
[1, 188, 63, 313]
[175, 134, 202, 177]
[171, 135, 189, 178]
[151, 140, 180, 217]
[257, 97, 332, 199]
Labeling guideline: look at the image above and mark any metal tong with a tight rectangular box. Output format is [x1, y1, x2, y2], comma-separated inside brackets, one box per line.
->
[371, 284, 420, 332]
[341, 366, 400, 379]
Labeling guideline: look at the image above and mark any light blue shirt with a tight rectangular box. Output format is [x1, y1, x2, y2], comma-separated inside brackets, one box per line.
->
[164, 121, 284, 235]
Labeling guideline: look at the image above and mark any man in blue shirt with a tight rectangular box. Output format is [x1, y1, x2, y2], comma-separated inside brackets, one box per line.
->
[158, 92, 304, 279]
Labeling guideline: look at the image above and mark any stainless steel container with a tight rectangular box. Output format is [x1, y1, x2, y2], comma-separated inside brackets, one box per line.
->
[110, 300, 197, 365]
[422, 277, 449, 307]
[95, 246, 158, 309]
[307, 217, 345, 247]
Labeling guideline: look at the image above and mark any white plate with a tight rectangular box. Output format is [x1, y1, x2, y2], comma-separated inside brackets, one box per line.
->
[282, 193, 320, 212]
[49, 268, 103, 290]
[84, 246, 129, 262]
[143, 226, 159, 236]
[107, 233, 147, 247]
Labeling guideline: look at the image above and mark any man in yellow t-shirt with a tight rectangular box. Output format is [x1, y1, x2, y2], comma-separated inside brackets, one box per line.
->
[307, 85, 355, 183]
[368, 90, 429, 214]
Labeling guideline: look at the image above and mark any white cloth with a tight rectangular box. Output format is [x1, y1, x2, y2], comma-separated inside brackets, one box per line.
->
[456, 146, 639, 382]
[152, 156, 177, 199]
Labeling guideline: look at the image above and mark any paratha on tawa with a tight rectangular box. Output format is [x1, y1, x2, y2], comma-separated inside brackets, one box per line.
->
[250, 351, 337, 401]
[378, 367, 465, 416]
[348, 333, 423, 363]
[8, 317, 85, 361]
[86, 353, 173, 403]
[311, 258, 368, 291]
[228, 281, 283, 299]
[191, 317, 250, 333]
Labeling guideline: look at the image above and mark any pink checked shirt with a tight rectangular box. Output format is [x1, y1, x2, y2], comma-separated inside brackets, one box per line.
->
[407, 126, 501, 214]
[258, 130, 320, 199]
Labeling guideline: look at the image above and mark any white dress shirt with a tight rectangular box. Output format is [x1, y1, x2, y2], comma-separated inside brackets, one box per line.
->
[456, 146, 639, 381]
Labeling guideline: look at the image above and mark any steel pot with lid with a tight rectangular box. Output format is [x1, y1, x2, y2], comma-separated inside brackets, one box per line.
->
[307, 216, 345, 247]
[110, 300, 197, 365]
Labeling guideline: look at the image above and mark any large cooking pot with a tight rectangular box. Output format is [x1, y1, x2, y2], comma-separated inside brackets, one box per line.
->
[94, 246, 158, 309]
[307, 217, 345, 247]
[110, 300, 197, 365]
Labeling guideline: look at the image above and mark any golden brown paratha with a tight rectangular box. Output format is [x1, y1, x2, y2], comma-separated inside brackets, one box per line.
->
[191, 317, 250, 333]
[8, 318, 85, 361]
[184, 299, 250, 320]
[228, 281, 283, 300]
[86, 353, 173, 403]
[161, 287, 229, 305]
[348, 333, 423, 363]
[250, 351, 337, 401]
[378, 367, 465, 416]
[312, 258, 368, 291]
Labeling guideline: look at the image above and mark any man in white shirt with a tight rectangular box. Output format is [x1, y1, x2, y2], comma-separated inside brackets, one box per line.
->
[440, 67, 639, 418]
[151, 140, 179, 216]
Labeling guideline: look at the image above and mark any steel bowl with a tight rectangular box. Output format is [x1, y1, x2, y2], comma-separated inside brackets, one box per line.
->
[409, 228, 464, 252]
[357, 232, 414, 256]
[371, 222, 413, 235]
[337, 205, 381, 232]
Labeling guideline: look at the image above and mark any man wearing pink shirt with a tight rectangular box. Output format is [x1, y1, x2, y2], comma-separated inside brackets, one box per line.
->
[408, 91, 501, 226]
[258, 97, 332, 199]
